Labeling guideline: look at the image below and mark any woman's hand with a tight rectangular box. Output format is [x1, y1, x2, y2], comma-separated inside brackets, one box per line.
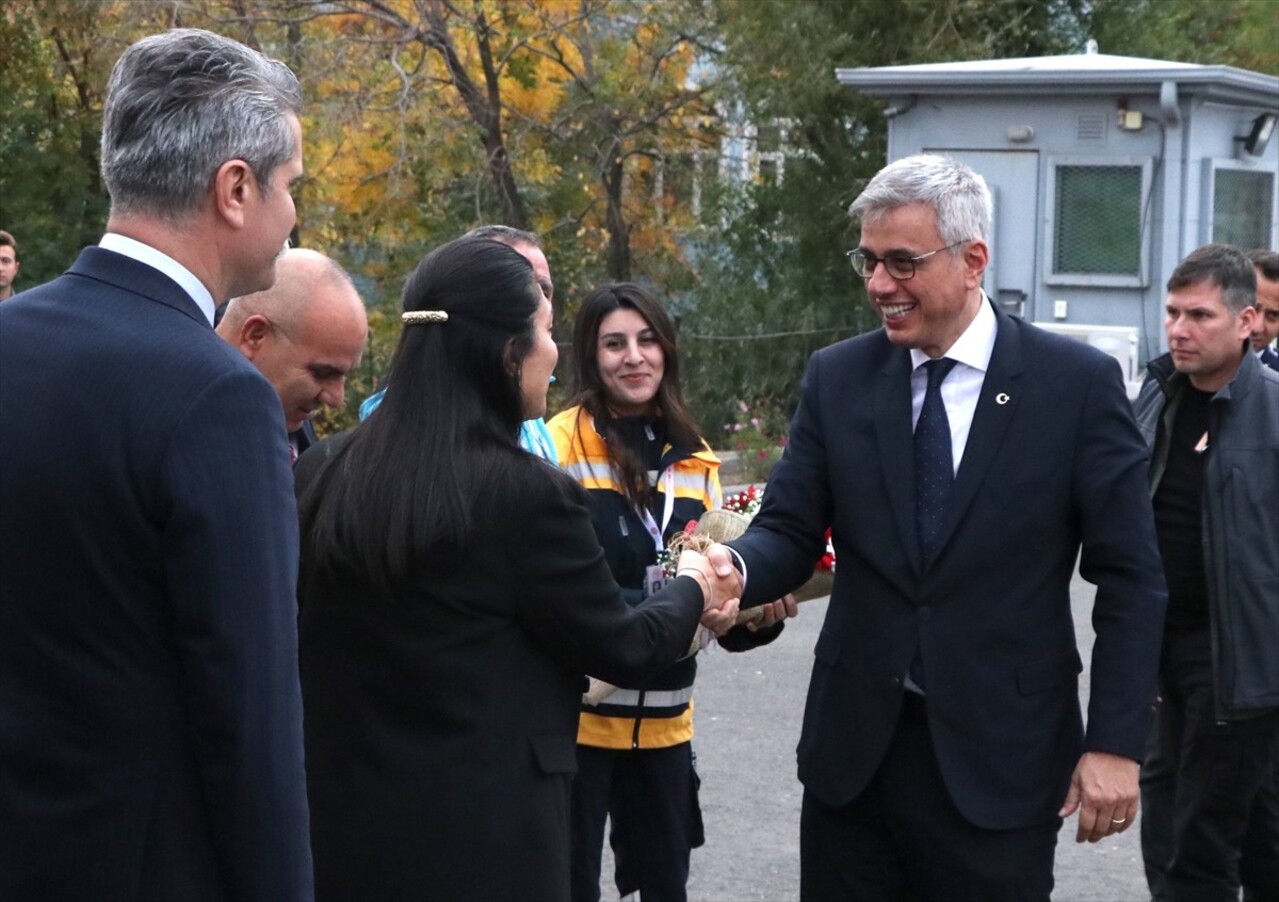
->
[675, 549, 740, 634]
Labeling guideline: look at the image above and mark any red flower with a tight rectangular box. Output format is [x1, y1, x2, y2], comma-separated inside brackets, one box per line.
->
[816, 527, 836, 572]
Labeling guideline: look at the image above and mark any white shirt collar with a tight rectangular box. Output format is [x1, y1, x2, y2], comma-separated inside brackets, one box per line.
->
[909, 291, 998, 373]
[98, 233, 216, 326]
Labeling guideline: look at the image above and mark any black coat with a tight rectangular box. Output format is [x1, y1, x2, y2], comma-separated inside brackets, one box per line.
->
[296, 446, 704, 901]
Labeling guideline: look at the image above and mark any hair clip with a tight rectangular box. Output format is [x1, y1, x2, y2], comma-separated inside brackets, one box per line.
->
[402, 310, 448, 325]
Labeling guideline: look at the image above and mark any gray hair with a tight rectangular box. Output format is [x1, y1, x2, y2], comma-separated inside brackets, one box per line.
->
[849, 154, 993, 248]
[1167, 244, 1257, 314]
[101, 28, 302, 222]
[462, 224, 542, 249]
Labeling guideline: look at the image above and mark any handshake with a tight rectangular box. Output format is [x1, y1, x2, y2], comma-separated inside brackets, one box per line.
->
[674, 544, 796, 636]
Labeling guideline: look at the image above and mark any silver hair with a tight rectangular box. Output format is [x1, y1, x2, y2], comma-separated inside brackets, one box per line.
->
[463, 224, 542, 249]
[101, 28, 302, 222]
[849, 154, 993, 248]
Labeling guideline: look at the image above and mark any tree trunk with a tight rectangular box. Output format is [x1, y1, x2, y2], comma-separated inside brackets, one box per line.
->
[602, 136, 630, 280]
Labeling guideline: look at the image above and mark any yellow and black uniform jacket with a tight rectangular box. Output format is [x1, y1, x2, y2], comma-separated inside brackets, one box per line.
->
[548, 405, 721, 750]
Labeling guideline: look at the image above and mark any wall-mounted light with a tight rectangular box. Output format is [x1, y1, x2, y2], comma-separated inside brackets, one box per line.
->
[1007, 125, 1035, 143]
[1243, 113, 1277, 157]
[1116, 99, 1143, 131]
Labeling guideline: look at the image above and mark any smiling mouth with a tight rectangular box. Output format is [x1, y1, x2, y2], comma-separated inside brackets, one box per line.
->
[879, 302, 915, 320]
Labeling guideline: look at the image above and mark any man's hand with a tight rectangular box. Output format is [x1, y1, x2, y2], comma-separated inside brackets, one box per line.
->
[1058, 751, 1139, 843]
[745, 593, 798, 631]
[705, 543, 744, 597]
[675, 549, 740, 634]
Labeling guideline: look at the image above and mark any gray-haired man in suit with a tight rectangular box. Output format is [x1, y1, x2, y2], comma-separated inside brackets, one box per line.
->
[0, 28, 312, 900]
[709, 154, 1166, 901]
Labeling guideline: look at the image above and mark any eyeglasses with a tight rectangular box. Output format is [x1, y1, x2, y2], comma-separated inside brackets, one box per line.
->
[845, 240, 971, 281]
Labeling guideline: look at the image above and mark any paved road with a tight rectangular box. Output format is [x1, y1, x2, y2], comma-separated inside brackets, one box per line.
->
[601, 564, 1152, 901]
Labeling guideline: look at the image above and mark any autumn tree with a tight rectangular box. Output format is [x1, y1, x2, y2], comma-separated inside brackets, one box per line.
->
[4, 0, 1272, 436]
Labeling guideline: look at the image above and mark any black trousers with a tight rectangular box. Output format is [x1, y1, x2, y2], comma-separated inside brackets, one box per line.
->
[570, 742, 703, 902]
[1242, 775, 1279, 902]
[1140, 629, 1279, 902]
[800, 693, 1060, 902]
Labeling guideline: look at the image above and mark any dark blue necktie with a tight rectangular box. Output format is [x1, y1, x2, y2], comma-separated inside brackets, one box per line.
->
[915, 357, 958, 565]
[908, 357, 958, 694]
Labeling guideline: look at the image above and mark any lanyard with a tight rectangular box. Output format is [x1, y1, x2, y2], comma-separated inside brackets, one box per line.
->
[634, 468, 676, 554]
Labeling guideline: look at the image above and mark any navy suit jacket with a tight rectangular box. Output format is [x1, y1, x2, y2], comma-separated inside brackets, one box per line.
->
[1260, 346, 1279, 373]
[0, 248, 312, 900]
[730, 302, 1167, 830]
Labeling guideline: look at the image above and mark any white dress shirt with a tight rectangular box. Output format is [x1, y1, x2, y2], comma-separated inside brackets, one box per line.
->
[908, 294, 998, 475]
[99, 233, 216, 326]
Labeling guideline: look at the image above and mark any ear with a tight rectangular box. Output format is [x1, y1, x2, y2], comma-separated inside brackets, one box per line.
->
[502, 338, 520, 377]
[1238, 304, 1259, 338]
[961, 239, 990, 290]
[212, 158, 255, 230]
[238, 314, 274, 358]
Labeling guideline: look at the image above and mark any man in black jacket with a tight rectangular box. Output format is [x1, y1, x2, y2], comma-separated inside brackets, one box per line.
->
[1134, 243, 1279, 902]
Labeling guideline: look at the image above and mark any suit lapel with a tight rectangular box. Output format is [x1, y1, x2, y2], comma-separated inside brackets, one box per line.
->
[875, 347, 922, 571]
[932, 308, 1024, 561]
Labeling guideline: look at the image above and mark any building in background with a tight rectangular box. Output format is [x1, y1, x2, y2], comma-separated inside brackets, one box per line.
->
[838, 45, 1279, 394]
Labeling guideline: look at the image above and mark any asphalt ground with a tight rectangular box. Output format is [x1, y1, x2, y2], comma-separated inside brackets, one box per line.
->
[600, 563, 1152, 902]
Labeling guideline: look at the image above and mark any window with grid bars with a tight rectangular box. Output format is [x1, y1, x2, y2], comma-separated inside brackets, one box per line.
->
[1053, 164, 1143, 276]
[1212, 168, 1275, 249]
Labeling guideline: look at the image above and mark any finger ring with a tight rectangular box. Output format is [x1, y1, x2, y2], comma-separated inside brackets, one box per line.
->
[1111, 818, 1126, 825]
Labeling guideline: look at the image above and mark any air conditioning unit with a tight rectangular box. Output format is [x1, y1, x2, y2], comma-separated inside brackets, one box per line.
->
[1033, 322, 1143, 399]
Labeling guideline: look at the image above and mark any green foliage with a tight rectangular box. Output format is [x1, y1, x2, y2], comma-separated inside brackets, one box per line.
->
[0, 2, 113, 286]
[1083, 0, 1278, 72]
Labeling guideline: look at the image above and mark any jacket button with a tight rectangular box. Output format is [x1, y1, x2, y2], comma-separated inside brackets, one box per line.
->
[919, 606, 933, 622]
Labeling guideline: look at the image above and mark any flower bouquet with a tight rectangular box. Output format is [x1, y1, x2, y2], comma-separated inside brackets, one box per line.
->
[722, 485, 835, 603]
[582, 488, 835, 704]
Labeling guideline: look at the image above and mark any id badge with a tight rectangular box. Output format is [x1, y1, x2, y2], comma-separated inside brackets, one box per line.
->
[644, 564, 670, 598]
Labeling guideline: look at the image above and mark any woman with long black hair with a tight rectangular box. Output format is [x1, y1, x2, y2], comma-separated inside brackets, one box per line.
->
[294, 237, 737, 901]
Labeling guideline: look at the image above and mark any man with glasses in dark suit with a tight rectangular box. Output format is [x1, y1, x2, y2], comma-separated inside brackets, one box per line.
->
[709, 154, 1167, 901]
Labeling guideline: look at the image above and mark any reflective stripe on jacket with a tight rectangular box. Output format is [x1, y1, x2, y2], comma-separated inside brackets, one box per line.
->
[547, 405, 721, 749]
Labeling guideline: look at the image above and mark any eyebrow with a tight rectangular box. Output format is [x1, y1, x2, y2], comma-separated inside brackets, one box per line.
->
[599, 328, 655, 340]
[858, 245, 922, 257]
